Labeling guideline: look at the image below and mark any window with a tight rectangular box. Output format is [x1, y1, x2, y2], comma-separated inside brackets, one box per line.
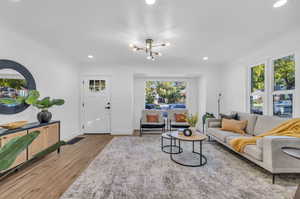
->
[248, 54, 296, 118]
[250, 64, 265, 115]
[89, 79, 106, 92]
[273, 94, 293, 118]
[273, 55, 295, 91]
[145, 81, 187, 117]
[272, 55, 295, 118]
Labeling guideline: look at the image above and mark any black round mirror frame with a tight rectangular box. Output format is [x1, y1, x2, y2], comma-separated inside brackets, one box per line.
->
[0, 60, 36, 114]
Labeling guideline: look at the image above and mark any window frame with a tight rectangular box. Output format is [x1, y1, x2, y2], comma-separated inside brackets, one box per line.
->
[247, 53, 296, 118]
[270, 54, 296, 118]
[248, 61, 268, 115]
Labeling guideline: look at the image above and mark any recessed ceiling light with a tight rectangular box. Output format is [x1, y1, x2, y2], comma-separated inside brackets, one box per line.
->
[88, 55, 94, 59]
[273, 0, 288, 8]
[145, 0, 156, 5]
[203, 57, 208, 61]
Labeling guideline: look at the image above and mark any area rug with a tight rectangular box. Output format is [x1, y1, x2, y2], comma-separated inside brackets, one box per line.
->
[60, 135, 298, 199]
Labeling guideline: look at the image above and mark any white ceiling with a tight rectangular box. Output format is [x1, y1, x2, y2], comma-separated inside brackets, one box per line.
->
[0, 0, 299, 66]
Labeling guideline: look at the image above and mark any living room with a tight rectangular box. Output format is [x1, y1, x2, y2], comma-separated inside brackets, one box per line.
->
[0, 0, 299, 198]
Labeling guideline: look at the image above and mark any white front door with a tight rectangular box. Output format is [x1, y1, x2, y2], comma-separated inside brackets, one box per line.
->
[81, 76, 111, 134]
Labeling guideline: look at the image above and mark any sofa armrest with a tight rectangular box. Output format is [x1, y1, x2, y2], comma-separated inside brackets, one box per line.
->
[263, 136, 300, 173]
[206, 118, 221, 129]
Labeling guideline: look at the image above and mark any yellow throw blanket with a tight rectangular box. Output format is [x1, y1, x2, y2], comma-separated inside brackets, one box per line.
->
[229, 118, 300, 153]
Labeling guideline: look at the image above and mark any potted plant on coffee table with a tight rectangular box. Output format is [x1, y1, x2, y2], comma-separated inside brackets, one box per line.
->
[186, 113, 199, 134]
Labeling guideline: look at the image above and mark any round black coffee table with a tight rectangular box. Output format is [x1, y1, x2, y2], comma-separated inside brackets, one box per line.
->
[161, 132, 183, 154]
[169, 131, 207, 167]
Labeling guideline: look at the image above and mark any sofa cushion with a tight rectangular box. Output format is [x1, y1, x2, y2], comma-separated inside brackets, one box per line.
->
[244, 145, 262, 161]
[256, 138, 263, 150]
[253, 115, 287, 136]
[207, 128, 239, 142]
[175, 113, 187, 122]
[146, 114, 159, 123]
[236, 112, 258, 135]
[225, 134, 252, 144]
[221, 119, 247, 135]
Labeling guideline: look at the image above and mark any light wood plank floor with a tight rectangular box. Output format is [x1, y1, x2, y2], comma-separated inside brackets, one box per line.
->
[0, 134, 113, 199]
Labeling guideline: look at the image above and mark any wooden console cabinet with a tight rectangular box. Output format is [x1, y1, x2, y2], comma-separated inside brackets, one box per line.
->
[0, 121, 60, 172]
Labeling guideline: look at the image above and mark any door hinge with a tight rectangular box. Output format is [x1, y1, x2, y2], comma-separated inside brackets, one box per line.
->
[82, 103, 84, 108]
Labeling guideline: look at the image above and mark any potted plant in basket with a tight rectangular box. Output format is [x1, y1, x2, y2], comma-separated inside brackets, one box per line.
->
[0, 90, 65, 123]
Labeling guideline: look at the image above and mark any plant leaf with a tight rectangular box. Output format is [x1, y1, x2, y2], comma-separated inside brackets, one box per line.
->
[0, 131, 40, 171]
[25, 90, 40, 105]
[0, 98, 18, 104]
[51, 99, 65, 106]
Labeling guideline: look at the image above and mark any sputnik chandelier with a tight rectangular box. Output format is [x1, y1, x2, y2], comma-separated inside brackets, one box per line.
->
[129, 39, 170, 61]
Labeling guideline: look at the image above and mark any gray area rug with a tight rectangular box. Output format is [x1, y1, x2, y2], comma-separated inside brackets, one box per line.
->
[61, 135, 299, 199]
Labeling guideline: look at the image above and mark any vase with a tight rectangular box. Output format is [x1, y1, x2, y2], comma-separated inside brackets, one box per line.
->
[37, 110, 52, 123]
[189, 127, 197, 134]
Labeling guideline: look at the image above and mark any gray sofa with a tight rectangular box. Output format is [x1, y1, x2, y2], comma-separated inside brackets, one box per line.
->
[206, 112, 300, 183]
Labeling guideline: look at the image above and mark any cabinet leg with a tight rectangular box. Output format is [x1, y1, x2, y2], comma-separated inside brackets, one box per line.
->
[57, 147, 61, 154]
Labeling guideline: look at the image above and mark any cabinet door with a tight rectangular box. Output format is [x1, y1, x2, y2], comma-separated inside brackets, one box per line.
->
[0, 131, 27, 170]
[46, 123, 59, 148]
[28, 127, 47, 159]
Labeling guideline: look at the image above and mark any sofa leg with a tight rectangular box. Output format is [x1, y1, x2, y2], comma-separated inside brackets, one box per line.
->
[272, 174, 275, 184]
[140, 128, 142, 137]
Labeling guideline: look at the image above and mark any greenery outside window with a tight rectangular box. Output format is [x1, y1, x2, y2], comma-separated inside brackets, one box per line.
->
[145, 81, 187, 117]
[272, 55, 295, 118]
[250, 64, 265, 115]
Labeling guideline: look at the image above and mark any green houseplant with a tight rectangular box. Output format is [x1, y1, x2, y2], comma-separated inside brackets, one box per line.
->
[0, 131, 40, 171]
[186, 113, 199, 133]
[202, 112, 215, 132]
[0, 90, 65, 123]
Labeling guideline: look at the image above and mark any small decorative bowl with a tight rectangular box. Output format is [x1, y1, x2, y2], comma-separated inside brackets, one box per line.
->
[183, 128, 193, 137]
[0, 121, 28, 130]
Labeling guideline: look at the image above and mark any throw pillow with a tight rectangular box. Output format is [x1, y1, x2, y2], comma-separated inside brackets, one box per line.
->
[175, 113, 187, 122]
[221, 119, 248, 134]
[220, 113, 238, 120]
[146, 114, 159, 123]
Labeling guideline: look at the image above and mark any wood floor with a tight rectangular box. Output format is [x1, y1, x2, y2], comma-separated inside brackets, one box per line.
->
[0, 134, 113, 199]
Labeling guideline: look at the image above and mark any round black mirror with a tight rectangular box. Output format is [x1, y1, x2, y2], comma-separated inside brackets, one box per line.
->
[0, 60, 36, 114]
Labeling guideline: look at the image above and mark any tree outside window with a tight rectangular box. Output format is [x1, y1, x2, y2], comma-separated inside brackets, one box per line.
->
[274, 55, 295, 91]
[250, 64, 265, 115]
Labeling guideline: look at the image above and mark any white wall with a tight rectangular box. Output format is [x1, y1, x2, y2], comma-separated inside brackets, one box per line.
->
[80, 64, 221, 135]
[0, 26, 80, 140]
[220, 28, 300, 117]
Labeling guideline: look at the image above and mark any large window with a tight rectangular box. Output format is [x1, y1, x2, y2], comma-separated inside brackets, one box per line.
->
[272, 55, 295, 118]
[250, 64, 265, 115]
[248, 54, 296, 118]
[145, 81, 187, 116]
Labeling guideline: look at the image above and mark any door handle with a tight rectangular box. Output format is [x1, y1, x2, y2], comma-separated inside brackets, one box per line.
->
[105, 106, 111, 109]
